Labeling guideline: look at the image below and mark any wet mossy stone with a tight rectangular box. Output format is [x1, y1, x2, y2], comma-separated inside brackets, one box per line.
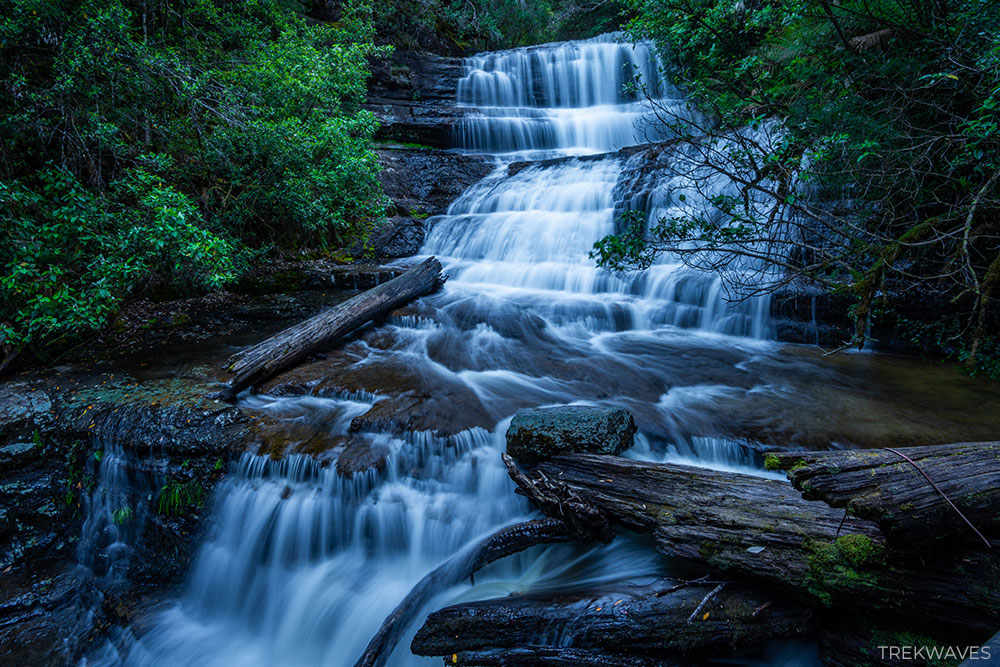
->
[505, 406, 637, 464]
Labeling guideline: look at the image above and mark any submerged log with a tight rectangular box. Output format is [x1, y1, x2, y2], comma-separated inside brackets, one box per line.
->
[508, 454, 1000, 639]
[411, 581, 811, 664]
[766, 442, 1000, 547]
[215, 258, 444, 402]
[354, 519, 577, 667]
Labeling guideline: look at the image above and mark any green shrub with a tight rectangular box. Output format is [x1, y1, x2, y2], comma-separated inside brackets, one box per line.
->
[0, 0, 388, 368]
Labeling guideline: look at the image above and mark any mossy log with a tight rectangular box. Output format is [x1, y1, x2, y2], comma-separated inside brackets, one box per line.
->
[411, 581, 811, 665]
[766, 442, 1000, 547]
[215, 258, 444, 402]
[507, 454, 1000, 639]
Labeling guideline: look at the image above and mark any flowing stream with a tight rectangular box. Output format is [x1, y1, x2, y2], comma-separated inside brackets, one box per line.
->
[90, 34, 932, 666]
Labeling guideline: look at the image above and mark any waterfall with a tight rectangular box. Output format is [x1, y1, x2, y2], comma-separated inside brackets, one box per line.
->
[453, 33, 673, 154]
[428, 33, 772, 339]
[99, 34, 808, 667]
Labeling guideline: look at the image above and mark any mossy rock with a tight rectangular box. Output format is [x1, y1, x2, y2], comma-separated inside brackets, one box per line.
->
[505, 405, 637, 464]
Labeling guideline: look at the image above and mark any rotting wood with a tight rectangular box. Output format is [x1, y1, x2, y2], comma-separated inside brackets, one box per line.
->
[766, 442, 1000, 547]
[411, 581, 811, 664]
[507, 453, 1000, 638]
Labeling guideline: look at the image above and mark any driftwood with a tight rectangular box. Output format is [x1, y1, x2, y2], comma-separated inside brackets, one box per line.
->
[354, 519, 577, 667]
[411, 581, 811, 664]
[215, 258, 444, 402]
[508, 454, 1000, 639]
[767, 442, 1000, 547]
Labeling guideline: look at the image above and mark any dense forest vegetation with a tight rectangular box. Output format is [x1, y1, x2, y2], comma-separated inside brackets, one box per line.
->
[596, 0, 1000, 374]
[0, 0, 391, 372]
[3, 0, 999, 377]
[372, 0, 627, 52]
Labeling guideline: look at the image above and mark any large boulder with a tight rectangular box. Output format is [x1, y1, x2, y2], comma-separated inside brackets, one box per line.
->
[506, 406, 637, 464]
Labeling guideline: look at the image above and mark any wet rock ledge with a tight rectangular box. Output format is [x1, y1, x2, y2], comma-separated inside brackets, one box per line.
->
[0, 373, 272, 664]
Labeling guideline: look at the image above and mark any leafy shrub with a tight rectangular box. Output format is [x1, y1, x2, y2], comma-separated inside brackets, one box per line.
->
[0, 0, 388, 369]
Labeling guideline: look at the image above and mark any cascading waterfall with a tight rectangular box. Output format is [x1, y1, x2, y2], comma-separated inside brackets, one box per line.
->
[101, 34, 812, 666]
[454, 33, 672, 154]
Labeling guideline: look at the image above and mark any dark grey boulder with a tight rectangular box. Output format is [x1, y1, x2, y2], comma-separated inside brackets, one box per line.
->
[505, 406, 637, 464]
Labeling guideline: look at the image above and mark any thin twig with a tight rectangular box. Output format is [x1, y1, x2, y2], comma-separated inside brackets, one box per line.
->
[687, 583, 725, 623]
[653, 574, 710, 597]
[885, 447, 992, 550]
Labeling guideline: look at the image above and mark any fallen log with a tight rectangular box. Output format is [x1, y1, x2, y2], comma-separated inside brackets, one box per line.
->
[507, 454, 1000, 639]
[765, 442, 1000, 548]
[411, 581, 811, 664]
[431, 648, 670, 667]
[215, 257, 444, 402]
[354, 519, 577, 667]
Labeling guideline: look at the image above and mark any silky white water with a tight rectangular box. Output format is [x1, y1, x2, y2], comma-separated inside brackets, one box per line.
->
[96, 34, 816, 666]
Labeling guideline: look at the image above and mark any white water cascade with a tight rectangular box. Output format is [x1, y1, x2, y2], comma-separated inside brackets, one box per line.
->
[100, 34, 814, 667]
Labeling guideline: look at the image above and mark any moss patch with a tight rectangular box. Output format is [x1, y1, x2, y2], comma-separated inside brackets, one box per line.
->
[803, 533, 887, 606]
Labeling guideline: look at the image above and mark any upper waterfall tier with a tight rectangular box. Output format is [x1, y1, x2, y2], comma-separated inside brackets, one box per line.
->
[453, 34, 683, 154]
[457, 33, 662, 109]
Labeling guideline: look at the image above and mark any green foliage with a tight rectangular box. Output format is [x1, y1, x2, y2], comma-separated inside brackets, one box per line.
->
[374, 0, 629, 52]
[804, 533, 886, 605]
[0, 0, 388, 367]
[113, 505, 134, 524]
[597, 0, 1000, 374]
[157, 478, 206, 516]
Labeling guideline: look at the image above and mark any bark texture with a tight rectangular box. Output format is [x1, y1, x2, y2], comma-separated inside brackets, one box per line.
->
[767, 442, 1000, 547]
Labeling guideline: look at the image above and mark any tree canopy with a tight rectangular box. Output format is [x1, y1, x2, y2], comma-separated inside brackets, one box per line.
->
[595, 0, 1000, 374]
[0, 0, 387, 370]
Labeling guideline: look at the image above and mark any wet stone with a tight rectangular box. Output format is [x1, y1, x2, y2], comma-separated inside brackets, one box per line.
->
[506, 405, 637, 464]
[336, 436, 391, 477]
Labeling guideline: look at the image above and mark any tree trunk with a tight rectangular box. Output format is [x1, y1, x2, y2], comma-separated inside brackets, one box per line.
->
[215, 257, 444, 402]
[767, 442, 1000, 547]
[411, 581, 811, 664]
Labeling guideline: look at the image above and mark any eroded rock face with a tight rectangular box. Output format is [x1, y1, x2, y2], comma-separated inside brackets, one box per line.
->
[377, 148, 494, 218]
[506, 406, 637, 464]
[360, 148, 494, 260]
[0, 371, 272, 664]
[366, 51, 466, 148]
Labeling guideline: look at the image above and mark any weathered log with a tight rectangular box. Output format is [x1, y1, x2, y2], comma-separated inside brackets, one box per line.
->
[215, 257, 444, 402]
[511, 453, 884, 586]
[411, 581, 811, 663]
[509, 454, 1000, 638]
[354, 519, 577, 667]
[766, 442, 1000, 547]
[503, 453, 614, 542]
[435, 648, 671, 667]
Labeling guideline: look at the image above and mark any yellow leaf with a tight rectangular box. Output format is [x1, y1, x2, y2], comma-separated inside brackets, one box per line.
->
[703, 612, 710, 620]
[451, 655, 458, 664]
[946, 74, 959, 80]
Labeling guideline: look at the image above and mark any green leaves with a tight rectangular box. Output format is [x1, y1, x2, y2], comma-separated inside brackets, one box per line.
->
[0, 0, 388, 363]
